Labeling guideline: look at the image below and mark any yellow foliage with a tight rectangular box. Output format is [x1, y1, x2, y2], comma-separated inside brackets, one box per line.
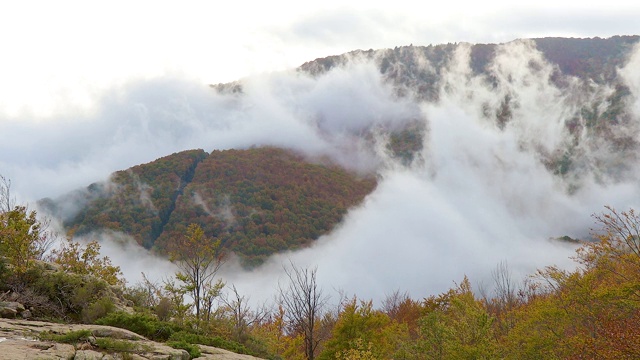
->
[51, 238, 123, 286]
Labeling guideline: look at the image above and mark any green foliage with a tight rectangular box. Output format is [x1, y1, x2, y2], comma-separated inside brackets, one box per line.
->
[167, 340, 202, 358]
[319, 299, 408, 360]
[82, 296, 116, 323]
[0, 256, 7, 287]
[95, 311, 180, 341]
[50, 238, 123, 286]
[168, 331, 252, 355]
[19, 267, 116, 322]
[0, 206, 45, 273]
[38, 329, 92, 344]
[387, 124, 424, 164]
[416, 277, 497, 360]
[94, 338, 150, 353]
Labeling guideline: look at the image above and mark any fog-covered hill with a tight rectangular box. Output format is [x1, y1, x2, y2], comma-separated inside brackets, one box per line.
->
[40, 148, 376, 266]
[32, 36, 640, 302]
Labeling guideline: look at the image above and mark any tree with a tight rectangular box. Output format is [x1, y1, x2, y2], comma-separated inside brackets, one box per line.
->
[0, 206, 54, 273]
[278, 262, 327, 360]
[220, 284, 269, 343]
[382, 289, 422, 338]
[0, 175, 54, 272]
[168, 223, 225, 322]
[0, 174, 15, 213]
[417, 277, 497, 360]
[319, 297, 408, 360]
[50, 238, 124, 286]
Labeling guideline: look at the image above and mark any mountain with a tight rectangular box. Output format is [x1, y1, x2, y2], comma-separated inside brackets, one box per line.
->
[295, 36, 640, 185]
[298, 36, 639, 95]
[40, 148, 376, 266]
[42, 36, 640, 267]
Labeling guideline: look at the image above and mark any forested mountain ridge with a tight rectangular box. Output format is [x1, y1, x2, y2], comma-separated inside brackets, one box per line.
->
[296, 36, 640, 186]
[298, 36, 640, 93]
[212, 37, 640, 189]
[39, 148, 377, 266]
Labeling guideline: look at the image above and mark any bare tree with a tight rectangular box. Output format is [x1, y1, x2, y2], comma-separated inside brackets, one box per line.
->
[278, 262, 328, 360]
[0, 174, 15, 214]
[492, 260, 517, 309]
[381, 289, 411, 319]
[220, 284, 269, 342]
[592, 206, 640, 260]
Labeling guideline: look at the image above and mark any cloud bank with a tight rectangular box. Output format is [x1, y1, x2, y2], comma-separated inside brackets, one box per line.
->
[3, 40, 640, 306]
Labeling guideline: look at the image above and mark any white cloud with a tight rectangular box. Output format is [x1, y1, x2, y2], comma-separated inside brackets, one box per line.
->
[3, 11, 640, 306]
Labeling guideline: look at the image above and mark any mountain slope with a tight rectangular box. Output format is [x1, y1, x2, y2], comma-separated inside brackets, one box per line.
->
[155, 148, 376, 266]
[41, 149, 208, 249]
[41, 148, 376, 266]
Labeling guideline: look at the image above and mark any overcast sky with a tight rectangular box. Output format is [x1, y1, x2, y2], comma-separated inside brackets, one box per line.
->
[1, 1, 639, 118]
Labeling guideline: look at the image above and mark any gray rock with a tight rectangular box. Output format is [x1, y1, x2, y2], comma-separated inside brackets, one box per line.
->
[20, 309, 32, 319]
[0, 302, 25, 319]
[75, 349, 105, 360]
[91, 327, 141, 340]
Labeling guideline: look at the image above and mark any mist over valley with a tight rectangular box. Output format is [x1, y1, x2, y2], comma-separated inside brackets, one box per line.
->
[9, 36, 638, 305]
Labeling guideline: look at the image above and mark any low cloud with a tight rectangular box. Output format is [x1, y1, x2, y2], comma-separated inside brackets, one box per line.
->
[4, 40, 640, 306]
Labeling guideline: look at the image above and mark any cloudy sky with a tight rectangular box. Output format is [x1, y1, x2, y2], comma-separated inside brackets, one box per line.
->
[2, 1, 640, 304]
[1, 1, 639, 118]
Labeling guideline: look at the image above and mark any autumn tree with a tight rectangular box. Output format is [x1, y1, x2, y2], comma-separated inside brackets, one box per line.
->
[382, 289, 423, 339]
[0, 175, 55, 273]
[50, 238, 124, 286]
[416, 277, 497, 360]
[219, 284, 269, 343]
[168, 223, 225, 322]
[278, 262, 327, 360]
[319, 297, 409, 360]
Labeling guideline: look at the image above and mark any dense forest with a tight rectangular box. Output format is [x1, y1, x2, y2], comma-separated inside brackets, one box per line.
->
[40, 148, 377, 266]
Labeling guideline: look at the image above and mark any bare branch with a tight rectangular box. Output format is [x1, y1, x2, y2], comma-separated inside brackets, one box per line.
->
[278, 261, 328, 360]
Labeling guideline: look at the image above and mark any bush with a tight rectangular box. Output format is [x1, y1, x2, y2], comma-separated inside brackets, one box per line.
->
[82, 296, 116, 323]
[0, 257, 8, 290]
[168, 331, 251, 355]
[95, 338, 150, 353]
[95, 311, 180, 341]
[39, 329, 92, 344]
[167, 340, 202, 358]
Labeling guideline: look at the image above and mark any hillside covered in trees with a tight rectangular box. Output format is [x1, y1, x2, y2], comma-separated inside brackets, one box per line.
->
[40, 148, 377, 266]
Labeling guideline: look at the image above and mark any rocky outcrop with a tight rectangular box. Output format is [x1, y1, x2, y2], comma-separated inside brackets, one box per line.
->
[0, 318, 262, 360]
[0, 301, 30, 319]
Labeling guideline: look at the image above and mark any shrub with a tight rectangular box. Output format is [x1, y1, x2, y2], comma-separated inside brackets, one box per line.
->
[82, 296, 116, 323]
[30, 269, 112, 321]
[167, 340, 202, 358]
[94, 338, 150, 353]
[39, 329, 92, 344]
[95, 311, 180, 341]
[168, 331, 251, 355]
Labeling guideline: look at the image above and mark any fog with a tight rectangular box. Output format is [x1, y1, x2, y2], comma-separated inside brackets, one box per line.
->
[3, 40, 640, 306]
